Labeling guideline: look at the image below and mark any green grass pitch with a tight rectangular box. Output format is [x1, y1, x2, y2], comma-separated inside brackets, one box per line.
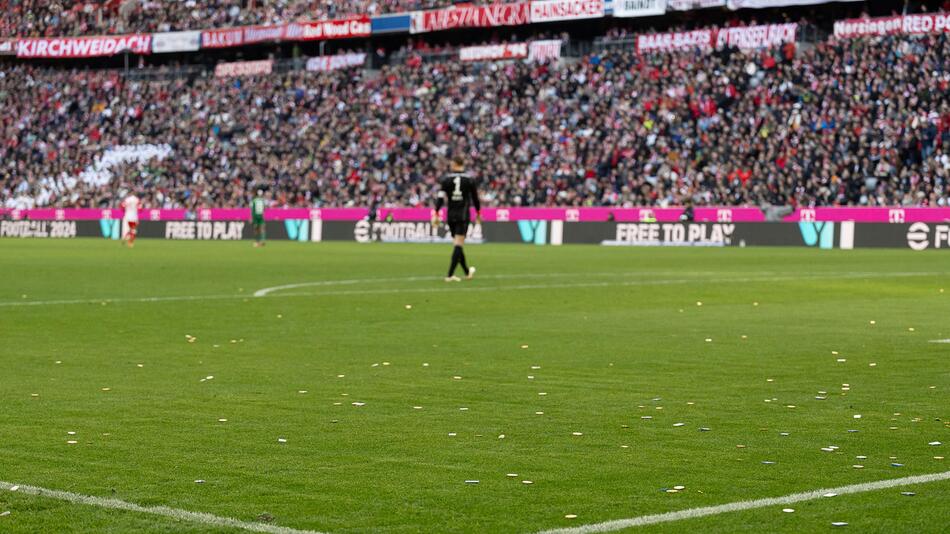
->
[0, 239, 948, 533]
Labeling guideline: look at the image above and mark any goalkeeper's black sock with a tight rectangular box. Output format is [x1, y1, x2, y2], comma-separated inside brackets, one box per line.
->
[448, 246, 461, 277]
[458, 246, 469, 275]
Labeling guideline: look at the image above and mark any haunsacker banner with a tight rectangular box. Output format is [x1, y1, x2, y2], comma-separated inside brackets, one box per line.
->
[530, 0, 605, 23]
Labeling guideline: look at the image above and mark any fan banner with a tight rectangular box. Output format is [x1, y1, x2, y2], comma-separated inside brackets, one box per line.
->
[528, 39, 563, 62]
[834, 14, 950, 38]
[667, 0, 725, 9]
[613, 0, 667, 18]
[151, 31, 201, 53]
[214, 59, 274, 77]
[410, 3, 530, 34]
[286, 17, 371, 40]
[16, 34, 151, 58]
[636, 23, 796, 53]
[0, 38, 16, 55]
[305, 53, 367, 71]
[530, 0, 604, 23]
[727, 0, 859, 8]
[459, 43, 529, 62]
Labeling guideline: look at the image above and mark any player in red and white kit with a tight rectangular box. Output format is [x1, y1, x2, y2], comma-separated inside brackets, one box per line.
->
[121, 194, 140, 247]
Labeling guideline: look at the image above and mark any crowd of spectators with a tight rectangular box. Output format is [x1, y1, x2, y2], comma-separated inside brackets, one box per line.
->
[3, 1, 950, 39]
[0, 1, 523, 37]
[2, 31, 949, 210]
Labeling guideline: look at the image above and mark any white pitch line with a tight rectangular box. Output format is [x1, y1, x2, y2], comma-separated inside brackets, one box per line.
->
[0, 271, 940, 308]
[537, 471, 950, 534]
[0, 480, 325, 534]
[250, 271, 746, 297]
[251, 270, 938, 297]
[928, 339, 950, 344]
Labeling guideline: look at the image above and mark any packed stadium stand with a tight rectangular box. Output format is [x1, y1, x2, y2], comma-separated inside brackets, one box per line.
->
[2, 1, 949, 210]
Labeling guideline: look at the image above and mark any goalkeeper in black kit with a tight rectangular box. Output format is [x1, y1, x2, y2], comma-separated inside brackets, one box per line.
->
[432, 156, 481, 282]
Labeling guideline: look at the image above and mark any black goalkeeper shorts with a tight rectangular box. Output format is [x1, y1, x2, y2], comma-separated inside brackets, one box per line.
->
[447, 219, 470, 237]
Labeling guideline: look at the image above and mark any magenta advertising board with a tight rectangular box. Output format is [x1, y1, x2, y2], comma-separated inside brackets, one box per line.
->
[3, 207, 950, 223]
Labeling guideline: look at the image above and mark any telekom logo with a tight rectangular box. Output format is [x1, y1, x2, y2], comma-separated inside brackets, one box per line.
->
[310, 209, 322, 220]
[200, 209, 212, 221]
[496, 209, 510, 222]
[565, 209, 580, 222]
[716, 209, 733, 222]
[799, 209, 817, 222]
[888, 209, 905, 223]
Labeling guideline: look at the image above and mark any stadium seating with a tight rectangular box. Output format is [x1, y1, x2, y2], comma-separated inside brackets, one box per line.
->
[2, 32, 949, 210]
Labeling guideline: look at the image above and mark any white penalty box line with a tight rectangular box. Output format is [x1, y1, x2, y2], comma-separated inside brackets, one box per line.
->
[3, 472, 949, 533]
[0, 480, 325, 534]
[537, 470, 950, 534]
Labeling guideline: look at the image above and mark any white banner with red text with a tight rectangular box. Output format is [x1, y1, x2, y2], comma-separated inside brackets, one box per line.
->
[305, 53, 367, 72]
[410, 3, 530, 34]
[530, 0, 605, 23]
[529, 39, 563, 62]
[214, 59, 274, 78]
[16, 34, 151, 58]
[834, 14, 950, 38]
[636, 23, 796, 53]
[457, 40, 563, 63]
[636, 28, 713, 53]
[727, 0, 860, 9]
[612, 0, 667, 18]
[459, 43, 528, 62]
[201, 17, 370, 48]
[286, 18, 372, 41]
[667, 0, 725, 9]
[0, 38, 16, 55]
[716, 23, 797, 49]
[151, 31, 201, 53]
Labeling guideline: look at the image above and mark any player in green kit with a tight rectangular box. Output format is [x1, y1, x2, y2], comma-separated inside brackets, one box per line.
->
[251, 190, 267, 247]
